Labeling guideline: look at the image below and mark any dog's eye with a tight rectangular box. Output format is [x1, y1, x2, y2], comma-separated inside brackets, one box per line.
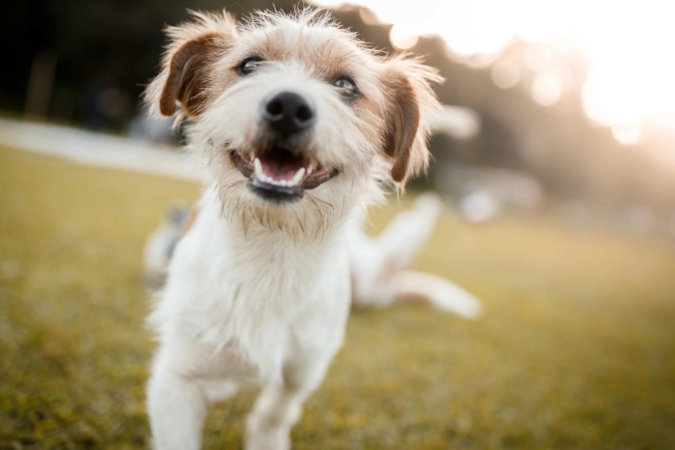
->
[334, 76, 358, 99]
[238, 57, 263, 75]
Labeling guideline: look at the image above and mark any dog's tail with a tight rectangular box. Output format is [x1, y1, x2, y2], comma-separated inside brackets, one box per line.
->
[388, 270, 482, 319]
[350, 192, 482, 319]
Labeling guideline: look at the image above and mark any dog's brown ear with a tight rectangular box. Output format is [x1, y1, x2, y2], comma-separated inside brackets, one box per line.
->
[381, 57, 442, 184]
[146, 10, 238, 118]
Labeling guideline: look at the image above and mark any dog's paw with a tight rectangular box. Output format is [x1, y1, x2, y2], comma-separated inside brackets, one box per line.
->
[245, 416, 291, 450]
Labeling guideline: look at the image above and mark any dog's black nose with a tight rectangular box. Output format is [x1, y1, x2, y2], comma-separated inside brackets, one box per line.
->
[263, 92, 315, 137]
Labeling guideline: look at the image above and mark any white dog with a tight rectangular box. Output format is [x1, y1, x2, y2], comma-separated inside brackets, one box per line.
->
[144, 8, 480, 449]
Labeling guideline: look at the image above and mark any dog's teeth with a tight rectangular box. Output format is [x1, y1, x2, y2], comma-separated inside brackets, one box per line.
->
[292, 168, 305, 185]
[253, 162, 304, 188]
[307, 164, 314, 176]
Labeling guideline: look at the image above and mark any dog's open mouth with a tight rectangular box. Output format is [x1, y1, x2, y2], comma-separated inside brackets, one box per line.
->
[230, 148, 338, 203]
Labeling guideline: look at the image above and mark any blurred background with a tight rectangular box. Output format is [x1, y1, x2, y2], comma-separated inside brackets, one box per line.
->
[1, 0, 675, 448]
[6, 0, 675, 226]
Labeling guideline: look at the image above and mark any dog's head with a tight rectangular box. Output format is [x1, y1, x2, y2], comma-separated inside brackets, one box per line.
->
[147, 9, 441, 238]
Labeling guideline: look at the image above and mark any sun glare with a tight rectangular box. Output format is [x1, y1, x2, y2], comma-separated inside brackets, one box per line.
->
[311, 0, 675, 142]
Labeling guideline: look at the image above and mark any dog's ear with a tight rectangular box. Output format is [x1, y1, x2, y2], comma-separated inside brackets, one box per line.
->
[146, 10, 238, 118]
[381, 57, 442, 184]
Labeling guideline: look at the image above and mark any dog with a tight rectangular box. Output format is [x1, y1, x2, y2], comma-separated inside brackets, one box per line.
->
[144, 8, 479, 449]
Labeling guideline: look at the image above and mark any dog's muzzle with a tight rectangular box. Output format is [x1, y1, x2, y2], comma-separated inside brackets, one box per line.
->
[228, 91, 339, 204]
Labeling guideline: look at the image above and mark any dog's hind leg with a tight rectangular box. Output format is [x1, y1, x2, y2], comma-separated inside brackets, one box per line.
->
[147, 350, 208, 450]
[373, 192, 444, 273]
[245, 357, 331, 450]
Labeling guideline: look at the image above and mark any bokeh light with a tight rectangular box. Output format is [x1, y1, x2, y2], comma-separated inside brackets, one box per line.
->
[611, 124, 643, 146]
[531, 71, 563, 107]
[389, 25, 419, 50]
[491, 60, 521, 89]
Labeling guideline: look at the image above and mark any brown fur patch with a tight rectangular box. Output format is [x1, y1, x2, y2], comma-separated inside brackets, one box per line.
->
[383, 72, 421, 182]
[159, 34, 220, 116]
[145, 10, 239, 120]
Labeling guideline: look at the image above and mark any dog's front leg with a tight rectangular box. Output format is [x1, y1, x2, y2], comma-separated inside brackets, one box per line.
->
[245, 357, 331, 450]
[147, 352, 207, 450]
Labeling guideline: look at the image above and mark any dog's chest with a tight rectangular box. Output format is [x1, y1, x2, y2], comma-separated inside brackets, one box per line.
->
[171, 218, 350, 382]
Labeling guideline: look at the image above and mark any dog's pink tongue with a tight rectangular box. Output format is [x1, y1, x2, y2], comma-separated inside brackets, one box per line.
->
[259, 150, 305, 181]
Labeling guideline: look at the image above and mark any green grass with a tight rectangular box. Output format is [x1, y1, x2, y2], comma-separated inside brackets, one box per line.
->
[1, 146, 675, 449]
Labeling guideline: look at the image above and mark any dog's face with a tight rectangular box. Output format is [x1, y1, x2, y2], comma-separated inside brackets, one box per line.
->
[147, 9, 441, 239]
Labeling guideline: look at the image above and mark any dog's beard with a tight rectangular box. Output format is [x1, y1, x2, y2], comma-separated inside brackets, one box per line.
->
[216, 176, 338, 243]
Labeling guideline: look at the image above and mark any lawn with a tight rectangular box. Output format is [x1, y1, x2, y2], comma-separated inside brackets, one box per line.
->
[1, 146, 675, 449]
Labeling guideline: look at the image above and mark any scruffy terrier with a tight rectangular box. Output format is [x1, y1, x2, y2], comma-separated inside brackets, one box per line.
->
[144, 8, 479, 449]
